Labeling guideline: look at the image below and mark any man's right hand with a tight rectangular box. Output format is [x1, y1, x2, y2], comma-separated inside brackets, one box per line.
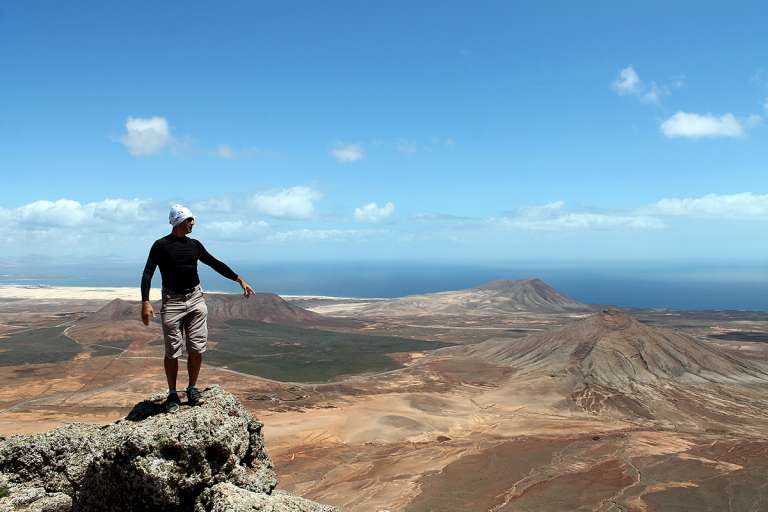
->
[141, 302, 154, 326]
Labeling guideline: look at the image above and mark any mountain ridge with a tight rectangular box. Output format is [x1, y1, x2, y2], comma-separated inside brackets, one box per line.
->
[445, 309, 768, 424]
[350, 278, 594, 317]
[84, 293, 355, 328]
[463, 308, 768, 386]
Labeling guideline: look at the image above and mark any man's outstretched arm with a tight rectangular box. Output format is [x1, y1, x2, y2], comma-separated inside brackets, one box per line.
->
[196, 241, 254, 297]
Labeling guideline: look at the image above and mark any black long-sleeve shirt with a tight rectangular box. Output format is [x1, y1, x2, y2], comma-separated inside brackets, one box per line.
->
[141, 235, 238, 301]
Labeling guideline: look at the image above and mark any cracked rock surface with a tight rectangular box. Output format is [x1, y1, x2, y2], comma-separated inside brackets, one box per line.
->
[0, 386, 336, 512]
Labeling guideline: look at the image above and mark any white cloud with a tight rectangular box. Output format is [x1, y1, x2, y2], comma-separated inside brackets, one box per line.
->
[13, 198, 150, 228]
[119, 116, 171, 156]
[497, 201, 663, 231]
[205, 220, 245, 235]
[354, 202, 395, 223]
[643, 193, 768, 219]
[16, 199, 90, 227]
[612, 66, 642, 95]
[215, 145, 234, 159]
[0, 207, 12, 225]
[660, 112, 746, 138]
[513, 201, 566, 219]
[640, 82, 666, 104]
[88, 198, 150, 223]
[498, 193, 768, 230]
[250, 186, 322, 219]
[203, 220, 270, 239]
[612, 67, 683, 105]
[191, 197, 232, 213]
[210, 145, 274, 159]
[534, 213, 663, 230]
[269, 228, 374, 242]
[331, 144, 364, 163]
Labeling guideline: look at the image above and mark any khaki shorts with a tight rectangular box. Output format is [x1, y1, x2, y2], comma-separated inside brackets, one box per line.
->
[161, 285, 208, 359]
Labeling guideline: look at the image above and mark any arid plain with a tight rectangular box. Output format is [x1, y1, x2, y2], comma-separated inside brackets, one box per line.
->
[2, 280, 768, 511]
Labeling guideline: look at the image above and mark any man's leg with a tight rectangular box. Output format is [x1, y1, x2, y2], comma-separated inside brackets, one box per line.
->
[187, 352, 202, 387]
[161, 294, 186, 412]
[164, 356, 179, 389]
[184, 289, 208, 405]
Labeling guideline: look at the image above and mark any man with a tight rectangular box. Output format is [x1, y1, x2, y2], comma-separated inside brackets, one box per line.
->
[141, 204, 254, 413]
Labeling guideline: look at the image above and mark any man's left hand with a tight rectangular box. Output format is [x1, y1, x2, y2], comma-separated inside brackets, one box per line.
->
[237, 276, 254, 298]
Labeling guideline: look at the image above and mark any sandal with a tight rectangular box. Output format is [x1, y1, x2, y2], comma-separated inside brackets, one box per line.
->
[187, 386, 205, 406]
[164, 392, 181, 413]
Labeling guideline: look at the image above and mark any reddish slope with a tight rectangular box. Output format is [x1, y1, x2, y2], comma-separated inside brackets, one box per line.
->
[449, 309, 768, 424]
[465, 308, 768, 386]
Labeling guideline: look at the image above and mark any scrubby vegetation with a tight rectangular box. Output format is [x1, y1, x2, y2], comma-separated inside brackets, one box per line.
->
[0, 326, 81, 366]
[205, 319, 451, 382]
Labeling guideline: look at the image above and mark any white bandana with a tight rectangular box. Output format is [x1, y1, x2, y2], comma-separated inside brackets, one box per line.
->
[169, 204, 195, 226]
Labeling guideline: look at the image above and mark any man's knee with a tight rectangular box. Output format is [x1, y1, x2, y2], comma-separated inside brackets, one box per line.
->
[186, 330, 207, 355]
[186, 344, 207, 356]
[165, 343, 184, 359]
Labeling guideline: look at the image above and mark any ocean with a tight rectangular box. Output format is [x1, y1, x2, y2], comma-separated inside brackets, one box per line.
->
[1, 260, 766, 311]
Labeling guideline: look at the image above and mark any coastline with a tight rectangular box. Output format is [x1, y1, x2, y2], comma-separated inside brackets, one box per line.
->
[0, 285, 381, 302]
[0, 285, 162, 301]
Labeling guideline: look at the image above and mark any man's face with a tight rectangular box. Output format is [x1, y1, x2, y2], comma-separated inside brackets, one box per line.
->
[184, 217, 195, 234]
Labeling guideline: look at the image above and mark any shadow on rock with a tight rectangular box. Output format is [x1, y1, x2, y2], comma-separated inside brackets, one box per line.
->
[125, 398, 167, 422]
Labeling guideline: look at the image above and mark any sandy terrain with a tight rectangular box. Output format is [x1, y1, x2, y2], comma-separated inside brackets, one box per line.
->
[0, 286, 382, 303]
[2, 287, 768, 511]
[0, 285, 162, 301]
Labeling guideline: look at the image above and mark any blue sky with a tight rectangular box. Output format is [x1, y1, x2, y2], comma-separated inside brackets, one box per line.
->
[1, 1, 767, 264]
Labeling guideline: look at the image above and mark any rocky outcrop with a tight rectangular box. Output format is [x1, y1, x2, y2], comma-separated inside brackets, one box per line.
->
[195, 485, 336, 512]
[0, 387, 336, 512]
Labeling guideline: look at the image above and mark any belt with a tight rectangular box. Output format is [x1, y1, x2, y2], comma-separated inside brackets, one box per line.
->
[163, 285, 201, 296]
